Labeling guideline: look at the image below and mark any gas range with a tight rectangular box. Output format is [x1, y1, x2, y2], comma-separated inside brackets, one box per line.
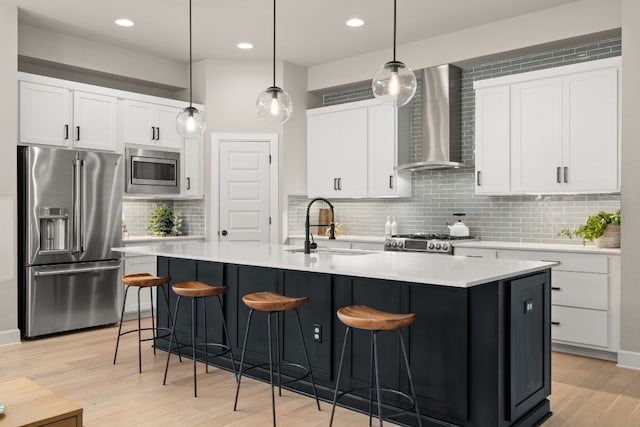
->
[384, 233, 478, 254]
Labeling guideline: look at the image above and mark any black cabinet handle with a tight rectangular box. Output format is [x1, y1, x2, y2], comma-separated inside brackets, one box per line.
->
[64, 124, 69, 140]
[389, 175, 393, 189]
[156, 127, 160, 140]
[551, 287, 561, 291]
[556, 167, 561, 183]
[151, 127, 155, 140]
[186, 177, 191, 190]
[564, 166, 568, 183]
[477, 171, 481, 186]
[551, 321, 560, 326]
[333, 178, 337, 191]
[75, 126, 80, 141]
[337, 177, 342, 190]
[221, 230, 228, 236]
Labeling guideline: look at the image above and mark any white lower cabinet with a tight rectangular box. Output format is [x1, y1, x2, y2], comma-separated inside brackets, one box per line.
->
[121, 254, 157, 319]
[455, 245, 620, 357]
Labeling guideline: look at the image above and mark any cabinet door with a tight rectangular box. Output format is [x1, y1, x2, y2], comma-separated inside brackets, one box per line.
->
[72, 91, 118, 152]
[19, 81, 72, 147]
[474, 86, 511, 194]
[336, 108, 367, 197]
[307, 111, 342, 197]
[183, 137, 203, 197]
[367, 104, 410, 197]
[122, 100, 155, 145]
[563, 68, 619, 192]
[156, 105, 183, 149]
[511, 77, 563, 193]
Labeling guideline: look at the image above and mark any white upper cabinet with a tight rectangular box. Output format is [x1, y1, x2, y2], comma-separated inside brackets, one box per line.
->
[122, 100, 182, 150]
[307, 99, 411, 199]
[182, 137, 203, 198]
[20, 81, 118, 152]
[367, 104, 411, 197]
[72, 90, 118, 152]
[474, 57, 620, 195]
[474, 85, 511, 194]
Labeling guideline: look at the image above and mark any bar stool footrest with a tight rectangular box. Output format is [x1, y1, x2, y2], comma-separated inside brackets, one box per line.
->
[334, 385, 419, 420]
[116, 326, 172, 342]
[238, 361, 312, 386]
[170, 342, 233, 361]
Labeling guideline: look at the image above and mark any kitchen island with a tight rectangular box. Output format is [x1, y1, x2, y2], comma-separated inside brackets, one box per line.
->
[114, 241, 554, 427]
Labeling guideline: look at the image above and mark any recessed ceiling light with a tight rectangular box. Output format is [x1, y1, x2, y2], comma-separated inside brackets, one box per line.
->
[237, 42, 254, 50]
[346, 18, 364, 27]
[114, 18, 135, 27]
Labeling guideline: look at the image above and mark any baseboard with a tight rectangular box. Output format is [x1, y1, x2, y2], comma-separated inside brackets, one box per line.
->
[0, 328, 22, 347]
[616, 350, 640, 371]
[552, 343, 617, 361]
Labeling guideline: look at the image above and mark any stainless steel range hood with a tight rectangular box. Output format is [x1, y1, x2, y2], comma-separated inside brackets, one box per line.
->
[396, 64, 469, 171]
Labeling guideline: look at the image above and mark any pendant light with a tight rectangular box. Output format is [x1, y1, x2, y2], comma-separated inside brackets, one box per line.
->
[176, 0, 205, 138]
[256, 0, 292, 124]
[372, 0, 417, 107]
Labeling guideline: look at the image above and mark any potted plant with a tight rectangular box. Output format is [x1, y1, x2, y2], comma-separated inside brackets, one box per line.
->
[557, 210, 620, 247]
[148, 204, 183, 237]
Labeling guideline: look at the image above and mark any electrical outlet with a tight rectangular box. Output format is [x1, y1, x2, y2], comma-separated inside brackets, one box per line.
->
[312, 323, 322, 343]
[524, 299, 534, 314]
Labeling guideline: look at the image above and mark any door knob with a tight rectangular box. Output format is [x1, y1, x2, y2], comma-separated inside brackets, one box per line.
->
[221, 230, 228, 236]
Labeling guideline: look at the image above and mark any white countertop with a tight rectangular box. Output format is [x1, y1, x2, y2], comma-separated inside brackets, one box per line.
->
[455, 240, 621, 255]
[288, 234, 385, 243]
[113, 241, 554, 288]
[123, 235, 206, 244]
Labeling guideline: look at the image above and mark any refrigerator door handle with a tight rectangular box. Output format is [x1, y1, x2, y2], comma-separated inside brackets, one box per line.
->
[73, 158, 84, 253]
[34, 265, 121, 277]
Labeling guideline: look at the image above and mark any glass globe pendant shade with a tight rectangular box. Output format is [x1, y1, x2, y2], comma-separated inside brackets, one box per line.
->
[176, 106, 205, 138]
[372, 60, 417, 107]
[256, 86, 292, 125]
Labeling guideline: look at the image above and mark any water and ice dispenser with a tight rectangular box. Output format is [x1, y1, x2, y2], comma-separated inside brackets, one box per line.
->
[38, 207, 69, 253]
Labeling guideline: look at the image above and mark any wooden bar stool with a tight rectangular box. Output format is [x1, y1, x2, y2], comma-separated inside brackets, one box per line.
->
[163, 281, 236, 397]
[233, 291, 320, 426]
[330, 305, 422, 427]
[113, 273, 181, 373]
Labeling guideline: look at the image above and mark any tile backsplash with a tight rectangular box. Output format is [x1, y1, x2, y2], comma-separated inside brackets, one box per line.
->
[123, 199, 205, 236]
[289, 37, 621, 244]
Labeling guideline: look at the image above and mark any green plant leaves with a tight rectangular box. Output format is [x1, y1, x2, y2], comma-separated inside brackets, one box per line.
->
[556, 210, 620, 245]
[148, 204, 182, 237]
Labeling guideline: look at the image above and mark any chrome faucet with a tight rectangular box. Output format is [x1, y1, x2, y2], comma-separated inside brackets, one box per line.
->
[304, 198, 335, 254]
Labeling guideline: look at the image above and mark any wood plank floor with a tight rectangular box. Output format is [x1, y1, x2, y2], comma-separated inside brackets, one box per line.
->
[1, 320, 640, 426]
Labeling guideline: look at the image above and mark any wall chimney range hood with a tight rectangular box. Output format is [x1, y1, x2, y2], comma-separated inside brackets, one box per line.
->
[396, 64, 470, 171]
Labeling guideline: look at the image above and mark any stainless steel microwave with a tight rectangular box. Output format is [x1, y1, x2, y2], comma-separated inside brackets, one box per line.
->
[125, 147, 180, 194]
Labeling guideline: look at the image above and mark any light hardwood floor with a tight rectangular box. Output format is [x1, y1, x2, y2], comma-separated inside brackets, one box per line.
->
[1, 321, 640, 426]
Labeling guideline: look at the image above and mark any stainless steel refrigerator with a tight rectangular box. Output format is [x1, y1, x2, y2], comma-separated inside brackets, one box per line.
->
[18, 146, 123, 338]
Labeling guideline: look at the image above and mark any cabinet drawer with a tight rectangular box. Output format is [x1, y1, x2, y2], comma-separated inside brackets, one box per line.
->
[551, 306, 608, 347]
[496, 250, 608, 273]
[551, 271, 608, 310]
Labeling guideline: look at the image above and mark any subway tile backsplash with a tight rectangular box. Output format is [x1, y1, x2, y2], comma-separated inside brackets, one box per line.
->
[290, 37, 621, 244]
[123, 199, 205, 237]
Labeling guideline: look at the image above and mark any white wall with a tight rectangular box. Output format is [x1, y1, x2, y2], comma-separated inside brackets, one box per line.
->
[620, 0, 640, 355]
[0, 4, 19, 345]
[308, 0, 621, 91]
[19, 23, 186, 89]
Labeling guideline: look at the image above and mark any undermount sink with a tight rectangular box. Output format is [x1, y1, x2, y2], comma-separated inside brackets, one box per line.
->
[285, 247, 376, 256]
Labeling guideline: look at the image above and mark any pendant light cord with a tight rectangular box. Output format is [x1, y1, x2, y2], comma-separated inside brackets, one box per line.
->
[272, 0, 277, 87]
[189, 0, 193, 107]
[393, 0, 397, 62]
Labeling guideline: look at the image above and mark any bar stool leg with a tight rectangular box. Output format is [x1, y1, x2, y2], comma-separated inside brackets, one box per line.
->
[369, 330, 375, 425]
[398, 330, 422, 427]
[150, 288, 156, 354]
[275, 311, 282, 397]
[330, 326, 351, 427]
[234, 309, 254, 410]
[163, 295, 182, 386]
[137, 287, 143, 373]
[268, 312, 276, 427]
[373, 331, 383, 426]
[293, 309, 321, 411]
[191, 297, 198, 397]
[203, 298, 209, 374]
[160, 285, 182, 363]
[217, 295, 237, 379]
[113, 285, 130, 365]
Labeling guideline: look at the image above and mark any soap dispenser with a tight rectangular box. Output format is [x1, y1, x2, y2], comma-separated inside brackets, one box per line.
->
[391, 216, 398, 236]
[384, 216, 392, 238]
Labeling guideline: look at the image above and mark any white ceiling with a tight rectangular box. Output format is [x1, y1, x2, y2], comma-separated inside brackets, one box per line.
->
[11, 0, 582, 67]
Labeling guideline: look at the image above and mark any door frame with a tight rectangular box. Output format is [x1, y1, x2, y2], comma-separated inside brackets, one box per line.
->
[210, 132, 279, 244]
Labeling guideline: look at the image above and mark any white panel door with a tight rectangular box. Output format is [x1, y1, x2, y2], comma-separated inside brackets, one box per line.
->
[123, 100, 155, 145]
[368, 104, 398, 197]
[156, 105, 183, 149]
[219, 141, 270, 242]
[307, 111, 341, 197]
[19, 81, 72, 147]
[511, 77, 564, 193]
[337, 108, 368, 197]
[563, 68, 619, 192]
[475, 85, 511, 194]
[183, 137, 203, 197]
[73, 91, 118, 152]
